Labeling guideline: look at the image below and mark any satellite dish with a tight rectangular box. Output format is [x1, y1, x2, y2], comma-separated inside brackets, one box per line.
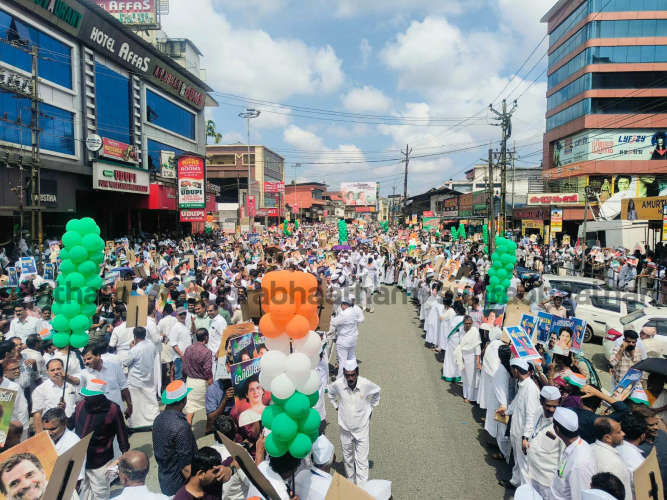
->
[156, 31, 168, 44]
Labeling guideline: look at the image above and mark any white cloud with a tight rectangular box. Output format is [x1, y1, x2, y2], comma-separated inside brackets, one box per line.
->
[359, 38, 372, 67]
[331, 0, 465, 18]
[253, 107, 292, 130]
[213, 0, 285, 14]
[162, 0, 344, 101]
[342, 86, 392, 113]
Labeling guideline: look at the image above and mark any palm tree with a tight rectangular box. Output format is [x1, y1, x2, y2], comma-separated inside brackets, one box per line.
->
[206, 119, 222, 144]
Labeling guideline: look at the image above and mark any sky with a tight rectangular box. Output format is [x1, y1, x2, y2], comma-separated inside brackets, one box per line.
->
[161, 0, 554, 197]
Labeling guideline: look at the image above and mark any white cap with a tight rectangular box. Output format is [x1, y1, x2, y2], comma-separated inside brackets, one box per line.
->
[238, 410, 262, 427]
[361, 480, 392, 500]
[513, 484, 544, 500]
[342, 359, 358, 372]
[540, 386, 561, 401]
[582, 490, 618, 500]
[553, 407, 578, 432]
[311, 435, 334, 465]
[510, 358, 530, 371]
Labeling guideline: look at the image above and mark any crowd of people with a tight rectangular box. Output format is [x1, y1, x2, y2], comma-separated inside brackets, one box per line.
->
[0, 221, 663, 500]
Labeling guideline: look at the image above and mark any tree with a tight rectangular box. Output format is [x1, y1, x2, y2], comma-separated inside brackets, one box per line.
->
[206, 119, 222, 144]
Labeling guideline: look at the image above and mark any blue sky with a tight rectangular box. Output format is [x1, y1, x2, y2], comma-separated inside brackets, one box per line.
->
[162, 0, 553, 196]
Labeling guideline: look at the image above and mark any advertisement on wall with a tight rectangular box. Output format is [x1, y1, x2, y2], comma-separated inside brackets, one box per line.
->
[179, 208, 206, 222]
[93, 162, 149, 194]
[340, 182, 377, 206]
[177, 156, 205, 208]
[553, 129, 667, 167]
[264, 181, 285, 193]
[95, 0, 158, 27]
[528, 193, 580, 205]
[459, 193, 473, 216]
[551, 208, 563, 232]
[101, 138, 138, 164]
[621, 196, 667, 220]
[595, 175, 667, 220]
[159, 151, 176, 178]
[247, 195, 256, 218]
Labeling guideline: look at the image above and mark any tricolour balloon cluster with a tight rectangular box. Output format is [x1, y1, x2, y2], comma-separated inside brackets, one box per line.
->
[380, 221, 389, 233]
[257, 271, 323, 459]
[486, 236, 517, 305]
[283, 219, 290, 236]
[482, 224, 489, 254]
[338, 219, 348, 243]
[457, 222, 466, 240]
[50, 218, 105, 348]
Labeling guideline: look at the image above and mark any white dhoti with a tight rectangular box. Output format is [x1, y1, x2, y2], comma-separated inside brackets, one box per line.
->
[461, 351, 479, 402]
[442, 330, 461, 381]
[127, 384, 159, 429]
[184, 377, 208, 415]
[510, 431, 530, 487]
[336, 343, 357, 378]
[477, 371, 491, 410]
[484, 407, 511, 459]
[360, 287, 373, 312]
[80, 460, 112, 500]
[340, 426, 370, 485]
[152, 351, 162, 399]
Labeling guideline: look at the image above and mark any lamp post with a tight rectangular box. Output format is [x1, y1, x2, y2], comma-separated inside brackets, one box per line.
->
[238, 108, 260, 226]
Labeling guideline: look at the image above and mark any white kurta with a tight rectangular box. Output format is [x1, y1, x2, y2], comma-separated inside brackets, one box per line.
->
[526, 416, 563, 497]
[478, 339, 503, 410]
[549, 438, 597, 500]
[591, 441, 633, 500]
[442, 315, 464, 381]
[484, 364, 511, 460]
[508, 376, 542, 487]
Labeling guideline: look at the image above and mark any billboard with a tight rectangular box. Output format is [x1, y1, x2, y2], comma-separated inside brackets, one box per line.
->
[95, 0, 158, 28]
[264, 181, 285, 193]
[177, 156, 205, 209]
[621, 196, 667, 221]
[159, 151, 176, 178]
[551, 208, 563, 232]
[553, 129, 667, 167]
[527, 193, 580, 205]
[340, 182, 377, 206]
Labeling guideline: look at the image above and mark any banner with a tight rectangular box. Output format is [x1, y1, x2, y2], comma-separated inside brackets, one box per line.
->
[247, 196, 256, 218]
[340, 182, 377, 206]
[505, 326, 541, 362]
[179, 208, 206, 222]
[551, 208, 563, 232]
[527, 193, 580, 205]
[264, 181, 285, 193]
[548, 316, 587, 354]
[96, 0, 158, 27]
[621, 196, 667, 221]
[177, 156, 205, 209]
[101, 138, 138, 164]
[159, 151, 176, 179]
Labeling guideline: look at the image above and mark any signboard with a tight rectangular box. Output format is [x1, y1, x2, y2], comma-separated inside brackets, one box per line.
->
[527, 193, 580, 205]
[247, 195, 256, 218]
[442, 196, 458, 217]
[423, 217, 441, 230]
[621, 196, 667, 221]
[93, 162, 149, 194]
[180, 208, 205, 222]
[340, 182, 377, 206]
[264, 181, 285, 193]
[553, 129, 667, 167]
[95, 0, 158, 27]
[159, 150, 176, 178]
[663, 205, 667, 241]
[355, 206, 371, 213]
[423, 210, 434, 217]
[0, 66, 33, 96]
[459, 193, 473, 216]
[177, 156, 205, 208]
[521, 219, 544, 235]
[267, 208, 279, 217]
[101, 138, 138, 164]
[551, 208, 563, 232]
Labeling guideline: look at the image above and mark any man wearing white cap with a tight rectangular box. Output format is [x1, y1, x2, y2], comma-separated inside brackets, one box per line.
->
[500, 358, 541, 489]
[330, 298, 364, 378]
[328, 359, 381, 485]
[525, 386, 563, 497]
[549, 407, 597, 500]
[295, 435, 334, 499]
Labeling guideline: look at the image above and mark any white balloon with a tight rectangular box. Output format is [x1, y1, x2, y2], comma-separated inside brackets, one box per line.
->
[292, 331, 322, 358]
[258, 369, 275, 392]
[296, 369, 321, 394]
[259, 350, 287, 380]
[264, 334, 291, 355]
[271, 373, 295, 400]
[285, 353, 311, 388]
[308, 352, 320, 369]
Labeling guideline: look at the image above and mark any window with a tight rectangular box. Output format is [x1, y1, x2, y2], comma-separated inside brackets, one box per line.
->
[591, 295, 621, 313]
[95, 62, 130, 144]
[626, 300, 645, 314]
[643, 318, 667, 336]
[146, 139, 186, 174]
[0, 91, 74, 155]
[546, 99, 590, 131]
[0, 9, 72, 89]
[146, 89, 195, 139]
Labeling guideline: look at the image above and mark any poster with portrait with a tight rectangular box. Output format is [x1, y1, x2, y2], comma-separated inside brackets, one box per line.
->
[505, 326, 541, 362]
[520, 314, 537, 342]
[0, 389, 16, 447]
[252, 332, 267, 357]
[231, 333, 256, 364]
[230, 357, 270, 423]
[548, 316, 587, 354]
[535, 312, 553, 346]
[42, 263, 54, 281]
[482, 304, 505, 328]
[7, 268, 17, 287]
[0, 432, 57, 500]
[610, 368, 643, 402]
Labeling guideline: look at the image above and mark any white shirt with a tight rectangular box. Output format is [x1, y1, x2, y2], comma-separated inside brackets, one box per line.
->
[82, 358, 127, 409]
[328, 376, 380, 434]
[31, 377, 79, 417]
[508, 377, 542, 439]
[617, 441, 645, 472]
[246, 461, 290, 500]
[0, 377, 28, 427]
[44, 350, 82, 382]
[124, 340, 156, 388]
[157, 314, 177, 340]
[168, 321, 192, 360]
[22, 348, 45, 380]
[8, 315, 40, 343]
[548, 438, 597, 500]
[207, 314, 227, 356]
[526, 416, 563, 487]
[110, 322, 134, 361]
[591, 440, 633, 500]
[295, 467, 333, 500]
[52, 429, 85, 481]
[114, 484, 168, 500]
[330, 305, 364, 348]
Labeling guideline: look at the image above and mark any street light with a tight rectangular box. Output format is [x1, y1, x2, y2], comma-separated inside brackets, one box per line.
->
[238, 108, 261, 225]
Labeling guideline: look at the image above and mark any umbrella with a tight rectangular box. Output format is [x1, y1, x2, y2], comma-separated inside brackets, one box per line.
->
[632, 357, 667, 377]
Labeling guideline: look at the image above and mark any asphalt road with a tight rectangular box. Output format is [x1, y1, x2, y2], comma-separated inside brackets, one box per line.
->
[125, 284, 614, 499]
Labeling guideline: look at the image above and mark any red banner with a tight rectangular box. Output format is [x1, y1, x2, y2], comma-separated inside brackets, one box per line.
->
[267, 208, 279, 217]
[264, 181, 285, 193]
[180, 208, 206, 222]
[101, 137, 138, 164]
[247, 196, 256, 218]
[423, 210, 434, 217]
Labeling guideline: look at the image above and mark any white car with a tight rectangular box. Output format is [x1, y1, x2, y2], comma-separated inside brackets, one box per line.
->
[603, 307, 667, 360]
[574, 291, 655, 342]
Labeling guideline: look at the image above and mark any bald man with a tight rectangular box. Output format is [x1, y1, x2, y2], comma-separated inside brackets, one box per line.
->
[115, 450, 168, 499]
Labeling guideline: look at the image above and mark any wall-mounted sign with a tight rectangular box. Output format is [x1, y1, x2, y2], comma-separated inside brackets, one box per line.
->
[528, 193, 580, 205]
[621, 196, 667, 221]
[206, 181, 221, 196]
[267, 208, 279, 217]
[93, 161, 149, 194]
[101, 137, 138, 164]
[0, 67, 33, 96]
[85, 134, 103, 152]
[179, 208, 206, 222]
[152, 65, 205, 108]
[95, 0, 158, 28]
[551, 208, 563, 232]
[159, 150, 176, 178]
[177, 155, 205, 208]
[264, 181, 285, 193]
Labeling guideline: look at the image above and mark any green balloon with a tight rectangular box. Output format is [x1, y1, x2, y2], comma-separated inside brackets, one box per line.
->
[82, 233, 100, 252]
[51, 332, 70, 349]
[265, 433, 288, 457]
[69, 332, 89, 349]
[59, 260, 76, 275]
[65, 272, 85, 289]
[79, 217, 100, 235]
[51, 302, 63, 316]
[261, 405, 283, 429]
[62, 231, 82, 249]
[307, 391, 319, 407]
[69, 246, 88, 264]
[81, 287, 98, 304]
[65, 219, 80, 233]
[51, 315, 69, 332]
[59, 248, 69, 261]
[80, 303, 98, 317]
[271, 393, 288, 407]
[87, 275, 103, 290]
[288, 433, 313, 459]
[284, 392, 310, 421]
[61, 302, 81, 318]
[299, 409, 321, 435]
[69, 314, 91, 332]
[77, 260, 97, 277]
[271, 413, 298, 443]
[90, 252, 104, 265]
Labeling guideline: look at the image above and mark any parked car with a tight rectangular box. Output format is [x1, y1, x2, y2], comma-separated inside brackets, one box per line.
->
[603, 307, 667, 360]
[574, 291, 655, 343]
[541, 274, 606, 295]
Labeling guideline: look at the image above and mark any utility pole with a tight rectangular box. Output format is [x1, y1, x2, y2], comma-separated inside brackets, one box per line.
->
[511, 143, 516, 210]
[392, 184, 396, 225]
[238, 108, 260, 228]
[30, 45, 42, 255]
[488, 148, 495, 254]
[580, 186, 594, 276]
[490, 99, 517, 235]
[401, 144, 412, 220]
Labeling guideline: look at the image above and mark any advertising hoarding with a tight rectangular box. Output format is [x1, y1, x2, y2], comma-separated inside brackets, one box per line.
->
[101, 138, 138, 164]
[177, 156, 205, 209]
[340, 182, 377, 206]
[159, 151, 176, 178]
[264, 181, 285, 193]
[93, 162, 149, 194]
[95, 0, 158, 27]
[179, 208, 206, 222]
[551, 208, 563, 232]
[527, 193, 580, 205]
[621, 196, 667, 220]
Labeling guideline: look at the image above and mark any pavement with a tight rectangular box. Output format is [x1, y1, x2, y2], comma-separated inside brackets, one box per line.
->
[126, 284, 614, 499]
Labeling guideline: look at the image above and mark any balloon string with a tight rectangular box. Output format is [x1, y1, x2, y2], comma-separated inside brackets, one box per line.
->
[62, 348, 71, 402]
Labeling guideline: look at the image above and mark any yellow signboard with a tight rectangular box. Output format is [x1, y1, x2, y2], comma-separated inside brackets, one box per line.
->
[621, 196, 667, 221]
[521, 219, 544, 236]
[551, 208, 563, 232]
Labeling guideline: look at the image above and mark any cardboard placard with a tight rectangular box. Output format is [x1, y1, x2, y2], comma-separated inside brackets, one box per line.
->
[218, 323, 256, 359]
[126, 294, 148, 328]
[115, 280, 133, 303]
[134, 264, 147, 279]
[246, 289, 263, 319]
[216, 432, 281, 500]
[325, 472, 375, 499]
[318, 300, 334, 332]
[188, 255, 195, 269]
[634, 447, 663, 500]
[43, 433, 92, 500]
[0, 432, 57, 500]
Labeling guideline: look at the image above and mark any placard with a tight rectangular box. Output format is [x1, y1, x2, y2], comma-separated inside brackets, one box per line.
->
[0, 389, 16, 447]
[325, 472, 375, 500]
[218, 323, 256, 359]
[548, 316, 587, 354]
[610, 368, 643, 401]
[535, 312, 553, 346]
[0, 432, 57, 500]
[42, 433, 92, 500]
[505, 326, 541, 361]
[18, 257, 37, 275]
[482, 304, 505, 328]
[230, 333, 255, 364]
[126, 294, 148, 328]
[520, 314, 537, 341]
[634, 447, 663, 500]
[115, 280, 133, 303]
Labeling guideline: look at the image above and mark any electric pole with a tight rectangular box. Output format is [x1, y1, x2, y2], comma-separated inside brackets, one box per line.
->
[488, 148, 495, 254]
[489, 99, 517, 235]
[401, 144, 412, 220]
[30, 45, 42, 255]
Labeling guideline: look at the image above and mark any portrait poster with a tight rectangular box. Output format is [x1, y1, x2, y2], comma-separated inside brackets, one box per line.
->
[42, 263, 54, 281]
[252, 333, 267, 357]
[0, 389, 16, 448]
[610, 368, 643, 402]
[230, 357, 270, 422]
[520, 314, 537, 341]
[7, 268, 17, 287]
[0, 432, 57, 500]
[482, 304, 505, 328]
[535, 312, 553, 346]
[505, 326, 541, 362]
[231, 333, 256, 364]
[548, 316, 587, 354]
[18, 257, 37, 276]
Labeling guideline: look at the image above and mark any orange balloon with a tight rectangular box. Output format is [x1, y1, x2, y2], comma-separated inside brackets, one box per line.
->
[285, 314, 310, 340]
[308, 311, 319, 330]
[259, 313, 283, 338]
[297, 301, 318, 316]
